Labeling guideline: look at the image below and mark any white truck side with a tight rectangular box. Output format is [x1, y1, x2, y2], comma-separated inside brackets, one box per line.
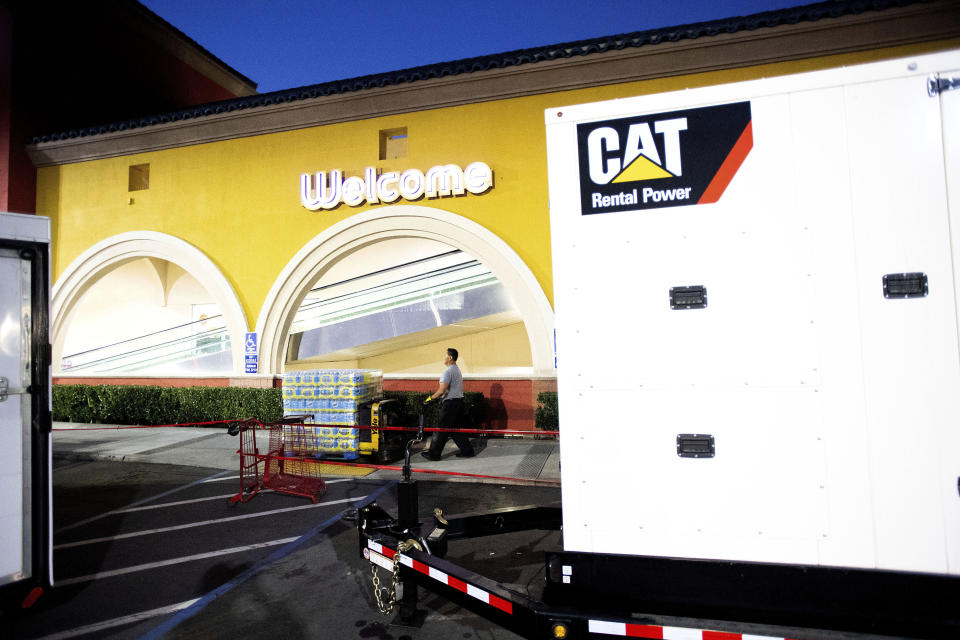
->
[0, 211, 53, 608]
[545, 49, 960, 577]
[359, 50, 960, 639]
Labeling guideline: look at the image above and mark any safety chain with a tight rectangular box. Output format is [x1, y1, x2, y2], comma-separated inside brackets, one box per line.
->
[372, 539, 417, 615]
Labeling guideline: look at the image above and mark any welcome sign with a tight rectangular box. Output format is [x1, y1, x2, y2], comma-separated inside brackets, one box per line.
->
[300, 162, 493, 210]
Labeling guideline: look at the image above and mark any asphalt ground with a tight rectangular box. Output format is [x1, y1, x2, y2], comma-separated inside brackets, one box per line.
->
[6, 458, 562, 640]
[50, 423, 562, 487]
[5, 438, 926, 640]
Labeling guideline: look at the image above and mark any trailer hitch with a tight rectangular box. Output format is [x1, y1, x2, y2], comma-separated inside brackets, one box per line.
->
[370, 538, 420, 615]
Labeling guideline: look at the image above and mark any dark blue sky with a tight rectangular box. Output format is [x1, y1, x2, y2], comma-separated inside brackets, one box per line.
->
[141, 0, 805, 93]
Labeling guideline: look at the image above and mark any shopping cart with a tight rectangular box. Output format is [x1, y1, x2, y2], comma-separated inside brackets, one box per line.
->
[229, 415, 327, 504]
[228, 418, 262, 503]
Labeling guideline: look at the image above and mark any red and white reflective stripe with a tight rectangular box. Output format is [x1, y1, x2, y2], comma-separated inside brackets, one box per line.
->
[367, 540, 513, 614]
[587, 619, 797, 640]
[367, 547, 395, 571]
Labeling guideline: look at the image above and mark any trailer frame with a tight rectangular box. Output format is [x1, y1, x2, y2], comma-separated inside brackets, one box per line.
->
[358, 484, 960, 639]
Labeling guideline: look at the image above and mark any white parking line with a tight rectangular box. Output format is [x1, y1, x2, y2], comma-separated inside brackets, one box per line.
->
[55, 476, 356, 537]
[201, 475, 353, 485]
[97, 478, 354, 515]
[55, 469, 233, 535]
[35, 598, 201, 640]
[200, 475, 241, 483]
[54, 495, 369, 549]
[113, 491, 269, 513]
[111, 478, 348, 515]
[55, 538, 300, 587]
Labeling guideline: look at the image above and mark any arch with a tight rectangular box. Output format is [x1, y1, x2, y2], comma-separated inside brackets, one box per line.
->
[257, 205, 555, 376]
[52, 231, 249, 375]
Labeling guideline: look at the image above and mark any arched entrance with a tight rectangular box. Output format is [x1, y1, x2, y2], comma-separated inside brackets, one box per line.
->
[256, 206, 555, 376]
[52, 231, 249, 375]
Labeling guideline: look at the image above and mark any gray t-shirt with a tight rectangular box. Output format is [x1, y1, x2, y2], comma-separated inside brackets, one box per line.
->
[440, 363, 463, 400]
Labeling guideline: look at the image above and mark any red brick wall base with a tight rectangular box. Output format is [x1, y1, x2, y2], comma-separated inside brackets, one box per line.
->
[53, 376, 557, 431]
[383, 378, 557, 431]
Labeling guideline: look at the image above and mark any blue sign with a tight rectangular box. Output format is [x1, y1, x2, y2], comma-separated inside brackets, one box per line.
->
[244, 332, 258, 373]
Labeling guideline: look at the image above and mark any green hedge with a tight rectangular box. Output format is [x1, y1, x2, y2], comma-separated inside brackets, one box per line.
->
[52, 384, 487, 428]
[535, 391, 559, 432]
[52, 385, 283, 425]
[380, 390, 487, 430]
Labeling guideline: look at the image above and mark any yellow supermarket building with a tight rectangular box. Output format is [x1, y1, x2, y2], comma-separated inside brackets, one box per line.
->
[29, 0, 960, 429]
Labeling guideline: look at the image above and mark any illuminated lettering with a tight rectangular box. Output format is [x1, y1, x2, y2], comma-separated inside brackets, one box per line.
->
[299, 162, 493, 210]
[300, 170, 343, 210]
[425, 164, 465, 197]
[365, 167, 379, 204]
[300, 173, 322, 210]
[341, 176, 365, 206]
[376, 171, 400, 203]
[399, 169, 425, 200]
[464, 162, 493, 194]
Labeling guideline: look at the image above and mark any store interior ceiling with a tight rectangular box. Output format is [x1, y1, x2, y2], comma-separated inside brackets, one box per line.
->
[287, 237, 522, 365]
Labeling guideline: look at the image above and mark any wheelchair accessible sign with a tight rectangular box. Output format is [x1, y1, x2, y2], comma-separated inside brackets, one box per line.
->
[245, 332, 258, 373]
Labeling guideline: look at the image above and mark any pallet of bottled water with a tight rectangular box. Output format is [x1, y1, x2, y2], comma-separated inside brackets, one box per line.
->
[280, 369, 383, 459]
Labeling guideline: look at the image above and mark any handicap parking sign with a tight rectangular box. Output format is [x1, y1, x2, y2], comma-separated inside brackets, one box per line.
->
[244, 333, 258, 373]
[244, 332, 258, 355]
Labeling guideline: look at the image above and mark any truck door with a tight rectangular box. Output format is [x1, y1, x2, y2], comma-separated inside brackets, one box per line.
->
[0, 226, 52, 601]
[933, 66, 960, 573]
[840, 66, 960, 574]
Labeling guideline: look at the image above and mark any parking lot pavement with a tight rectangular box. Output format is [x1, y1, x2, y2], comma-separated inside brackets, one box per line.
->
[9, 460, 393, 639]
[9, 459, 560, 640]
[161, 480, 559, 640]
[53, 422, 561, 486]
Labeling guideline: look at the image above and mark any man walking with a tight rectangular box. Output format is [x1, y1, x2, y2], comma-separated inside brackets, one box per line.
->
[422, 347, 476, 460]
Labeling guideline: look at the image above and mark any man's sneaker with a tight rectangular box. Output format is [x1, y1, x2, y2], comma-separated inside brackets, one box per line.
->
[455, 451, 475, 458]
[421, 451, 441, 461]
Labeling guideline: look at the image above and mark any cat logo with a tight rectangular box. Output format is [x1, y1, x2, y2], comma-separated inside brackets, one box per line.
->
[576, 102, 753, 215]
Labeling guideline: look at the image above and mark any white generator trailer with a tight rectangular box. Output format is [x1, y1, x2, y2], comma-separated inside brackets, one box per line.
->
[0, 212, 53, 610]
[358, 50, 960, 639]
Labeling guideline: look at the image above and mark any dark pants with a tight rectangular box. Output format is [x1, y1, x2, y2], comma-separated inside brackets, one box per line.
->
[427, 398, 474, 457]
